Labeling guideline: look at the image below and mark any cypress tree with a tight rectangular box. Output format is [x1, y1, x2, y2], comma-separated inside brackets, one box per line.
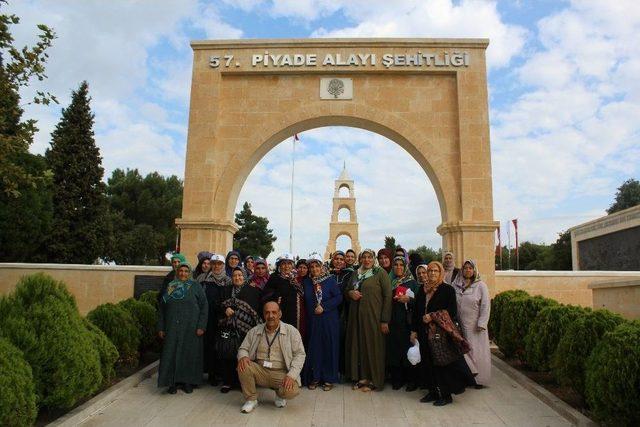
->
[46, 81, 106, 263]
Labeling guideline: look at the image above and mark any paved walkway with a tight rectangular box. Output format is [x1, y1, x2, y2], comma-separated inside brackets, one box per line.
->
[74, 364, 572, 427]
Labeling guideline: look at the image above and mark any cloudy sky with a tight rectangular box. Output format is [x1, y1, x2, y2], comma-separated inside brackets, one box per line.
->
[7, 0, 640, 259]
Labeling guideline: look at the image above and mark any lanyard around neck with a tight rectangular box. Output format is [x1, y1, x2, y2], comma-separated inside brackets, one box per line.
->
[264, 326, 281, 360]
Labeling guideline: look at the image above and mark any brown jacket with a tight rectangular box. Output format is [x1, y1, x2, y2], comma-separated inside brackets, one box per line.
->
[237, 321, 306, 385]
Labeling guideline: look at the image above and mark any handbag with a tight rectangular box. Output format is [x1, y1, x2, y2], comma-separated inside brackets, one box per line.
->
[216, 317, 240, 360]
[427, 323, 462, 366]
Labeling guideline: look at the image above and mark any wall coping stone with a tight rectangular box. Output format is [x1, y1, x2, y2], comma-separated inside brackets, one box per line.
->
[0, 263, 170, 273]
[588, 278, 640, 289]
[496, 270, 640, 277]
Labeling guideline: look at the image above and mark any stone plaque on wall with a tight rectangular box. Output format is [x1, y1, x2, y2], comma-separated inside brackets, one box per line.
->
[134, 275, 165, 299]
[578, 226, 640, 270]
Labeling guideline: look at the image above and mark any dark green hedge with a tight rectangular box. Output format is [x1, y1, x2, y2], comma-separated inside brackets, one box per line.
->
[87, 303, 140, 367]
[497, 295, 557, 359]
[138, 290, 159, 311]
[82, 318, 119, 387]
[0, 274, 101, 409]
[551, 309, 625, 395]
[585, 320, 640, 425]
[0, 337, 37, 427]
[524, 304, 589, 371]
[118, 298, 158, 352]
[488, 289, 529, 341]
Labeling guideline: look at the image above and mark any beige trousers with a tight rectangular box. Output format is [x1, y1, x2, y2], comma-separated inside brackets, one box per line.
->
[238, 361, 300, 401]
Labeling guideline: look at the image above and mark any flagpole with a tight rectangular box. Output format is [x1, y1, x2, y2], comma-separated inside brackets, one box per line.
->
[507, 221, 511, 270]
[289, 135, 296, 253]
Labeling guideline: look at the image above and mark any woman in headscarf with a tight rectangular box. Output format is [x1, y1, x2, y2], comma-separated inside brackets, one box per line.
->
[263, 253, 306, 340]
[296, 258, 308, 285]
[330, 250, 354, 379]
[410, 261, 476, 406]
[244, 255, 255, 276]
[218, 266, 261, 393]
[201, 254, 230, 386]
[225, 250, 243, 278]
[388, 255, 418, 390]
[247, 258, 269, 290]
[158, 253, 186, 304]
[193, 251, 212, 282]
[377, 248, 393, 274]
[442, 251, 460, 284]
[453, 259, 491, 387]
[304, 256, 342, 391]
[345, 249, 358, 270]
[157, 262, 208, 394]
[344, 249, 392, 392]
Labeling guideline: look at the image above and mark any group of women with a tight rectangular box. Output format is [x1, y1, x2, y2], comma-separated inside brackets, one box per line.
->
[156, 247, 491, 407]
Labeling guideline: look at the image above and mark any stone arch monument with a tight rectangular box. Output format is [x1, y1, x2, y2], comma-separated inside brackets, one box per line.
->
[177, 38, 499, 286]
[324, 164, 362, 259]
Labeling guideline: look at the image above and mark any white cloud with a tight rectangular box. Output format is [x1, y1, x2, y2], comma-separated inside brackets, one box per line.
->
[237, 128, 441, 262]
[491, 0, 640, 244]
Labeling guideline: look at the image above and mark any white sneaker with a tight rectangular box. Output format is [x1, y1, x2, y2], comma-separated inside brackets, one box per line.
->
[274, 396, 287, 408]
[241, 400, 258, 413]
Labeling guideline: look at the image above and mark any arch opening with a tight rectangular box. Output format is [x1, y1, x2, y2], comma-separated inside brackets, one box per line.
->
[337, 207, 351, 222]
[338, 186, 350, 198]
[336, 234, 352, 252]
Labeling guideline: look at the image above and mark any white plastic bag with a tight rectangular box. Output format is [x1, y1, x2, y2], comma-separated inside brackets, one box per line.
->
[407, 339, 421, 365]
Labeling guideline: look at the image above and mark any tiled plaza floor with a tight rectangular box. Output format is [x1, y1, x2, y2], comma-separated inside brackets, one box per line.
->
[75, 364, 572, 427]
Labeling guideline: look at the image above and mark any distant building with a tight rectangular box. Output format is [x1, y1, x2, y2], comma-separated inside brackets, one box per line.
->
[569, 204, 640, 270]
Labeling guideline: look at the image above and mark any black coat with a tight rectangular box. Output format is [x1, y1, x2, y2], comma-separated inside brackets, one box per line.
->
[412, 283, 475, 395]
[218, 284, 262, 318]
[262, 274, 299, 327]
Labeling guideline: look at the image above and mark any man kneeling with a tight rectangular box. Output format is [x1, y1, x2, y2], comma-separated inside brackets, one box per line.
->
[237, 301, 306, 413]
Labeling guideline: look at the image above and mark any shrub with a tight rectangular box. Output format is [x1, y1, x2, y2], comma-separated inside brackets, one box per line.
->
[489, 289, 529, 341]
[139, 290, 159, 311]
[498, 295, 557, 359]
[87, 303, 140, 366]
[0, 337, 37, 427]
[585, 320, 640, 425]
[83, 318, 118, 387]
[551, 309, 625, 395]
[118, 298, 158, 352]
[0, 274, 102, 409]
[524, 304, 589, 371]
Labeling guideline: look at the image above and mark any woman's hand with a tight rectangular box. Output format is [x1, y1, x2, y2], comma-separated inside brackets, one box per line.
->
[225, 307, 235, 317]
[196, 328, 205, 336]
[394, 294, 410, 304]
[314, 305, 324, 315]
[381, 323, 390, 335]
[422, 313, 432, 324]
[349, 290, 362, 301]
[410, 332, 417, 343]
[158, 331, 165, 339]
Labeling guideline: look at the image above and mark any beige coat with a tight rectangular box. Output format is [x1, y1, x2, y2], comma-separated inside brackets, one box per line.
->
[237, 321, 306, 385]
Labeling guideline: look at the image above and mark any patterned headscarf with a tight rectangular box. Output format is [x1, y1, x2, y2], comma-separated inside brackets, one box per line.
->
[377, 248, 394, 273]
[357, 248, 379, 282]
[452, 259, 481, 291]
[249, 258, 270, 289]
[390, 256, 413, 289]
[425, 261, 445, 294]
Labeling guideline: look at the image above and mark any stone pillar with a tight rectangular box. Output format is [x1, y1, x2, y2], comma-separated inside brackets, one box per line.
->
[438, 221, 499, 294]
[175, 219, 239, 264]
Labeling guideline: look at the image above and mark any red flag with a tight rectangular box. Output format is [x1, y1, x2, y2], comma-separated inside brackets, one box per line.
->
[495, 225, 501, 256]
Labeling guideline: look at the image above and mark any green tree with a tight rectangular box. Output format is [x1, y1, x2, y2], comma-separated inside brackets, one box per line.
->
[0, 1, 56, 197]
[607, 178, 640, 214]
[233, 202, 276, 258]
[0, 152, 53, 261]
[409, 245, 441, 263]
[518, 241, 551, 270]
[45, 81, 106, 263]
[543, 230, 572, 270]
[384, 235, 396, 251]
[104, 168, 182, 264]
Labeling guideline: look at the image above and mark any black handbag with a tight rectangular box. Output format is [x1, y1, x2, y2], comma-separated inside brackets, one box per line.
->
[216, 317, 240, 360]
[427, 323, 462, 366]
